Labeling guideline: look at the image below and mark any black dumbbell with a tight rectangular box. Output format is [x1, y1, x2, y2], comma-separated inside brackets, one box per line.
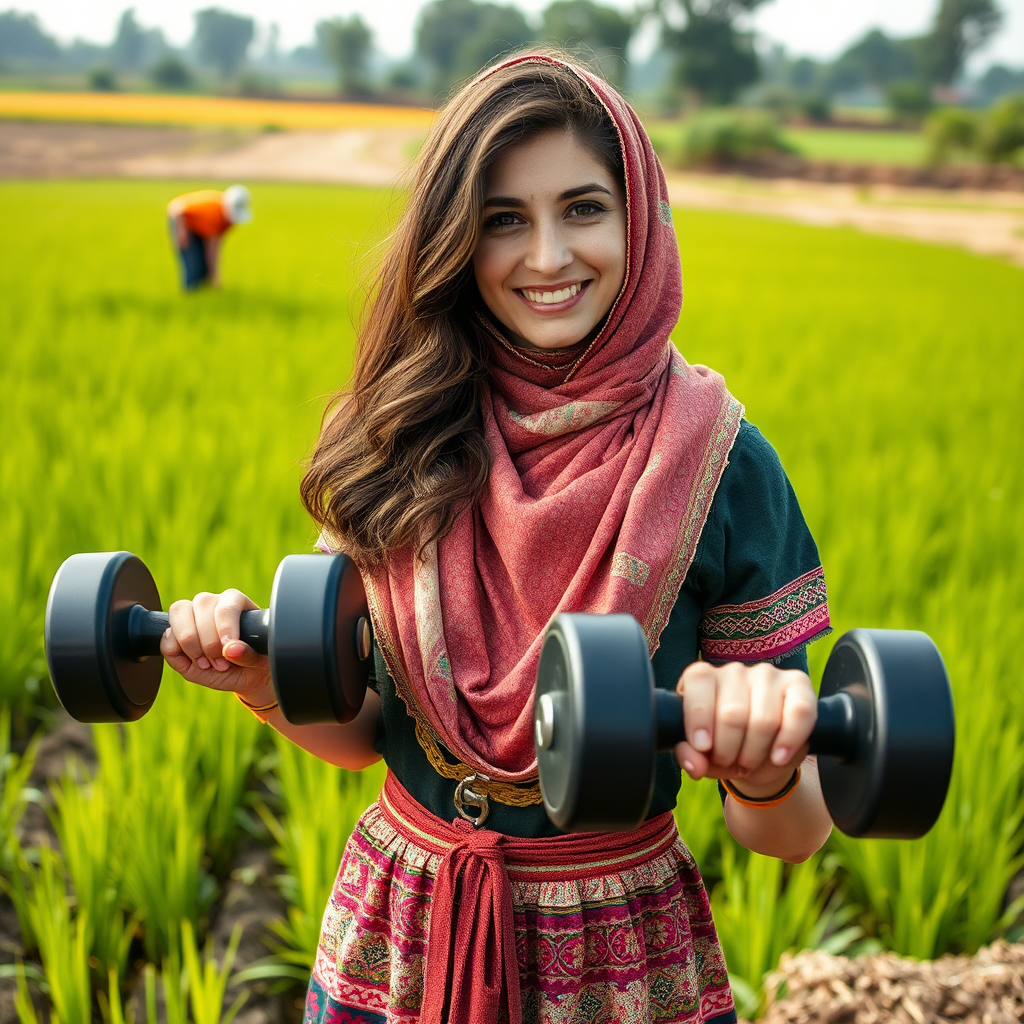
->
[44, 551, 372, 725]
[533, 614, 955, 839]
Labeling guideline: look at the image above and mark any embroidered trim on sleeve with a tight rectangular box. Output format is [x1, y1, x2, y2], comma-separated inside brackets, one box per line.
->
[699, 566, 831, 663]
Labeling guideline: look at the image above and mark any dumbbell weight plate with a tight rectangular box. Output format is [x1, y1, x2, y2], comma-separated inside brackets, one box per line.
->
[535, 614, 655, 832]
[45, 551, 163, 722]
[818, 629, 954, 839]
[268, 553, 370, 725]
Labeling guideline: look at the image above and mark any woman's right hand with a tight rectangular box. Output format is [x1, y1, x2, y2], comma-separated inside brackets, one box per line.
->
[159, 590, 274, 706]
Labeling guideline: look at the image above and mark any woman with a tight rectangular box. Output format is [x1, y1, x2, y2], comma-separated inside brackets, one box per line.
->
[162, 53, 832, 1023]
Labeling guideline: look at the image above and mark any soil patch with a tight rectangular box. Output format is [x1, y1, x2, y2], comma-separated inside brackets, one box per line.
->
[761, 941, 1024, 1023]
[664, 172, 1024, 267]
[0, 121, 250, 179]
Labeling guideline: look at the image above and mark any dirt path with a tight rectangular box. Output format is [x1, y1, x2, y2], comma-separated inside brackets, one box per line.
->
[665, 172, 1024, 267]
[3, 121, 1022, 265]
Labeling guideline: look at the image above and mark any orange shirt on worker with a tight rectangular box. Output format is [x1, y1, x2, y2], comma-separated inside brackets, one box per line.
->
[167, 190, 232, 239]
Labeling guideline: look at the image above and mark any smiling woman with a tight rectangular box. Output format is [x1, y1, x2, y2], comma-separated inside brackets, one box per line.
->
[267, 48, 836, 1024]
[473, 130, 627, 352]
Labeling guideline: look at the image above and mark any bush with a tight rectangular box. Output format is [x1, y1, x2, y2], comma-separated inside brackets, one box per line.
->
[886, 80, 932, 126]
[679, 110, 795, 168]
[925, 107, 980, 165]
[149, 54, 193, 90]
[236, 70, 281, 98]
[799, 93, 832, 124]
[88, 67, 117, 92]
[978, 94, 1024, 164]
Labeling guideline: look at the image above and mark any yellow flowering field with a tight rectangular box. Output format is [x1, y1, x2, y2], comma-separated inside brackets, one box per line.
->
[0, 91, 435, 129]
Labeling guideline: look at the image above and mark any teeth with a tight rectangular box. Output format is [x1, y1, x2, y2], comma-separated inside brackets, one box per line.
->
[523, 283, 581, 304]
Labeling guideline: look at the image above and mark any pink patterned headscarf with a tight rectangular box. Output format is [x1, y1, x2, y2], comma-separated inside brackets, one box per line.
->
[359, 55, 743, 782]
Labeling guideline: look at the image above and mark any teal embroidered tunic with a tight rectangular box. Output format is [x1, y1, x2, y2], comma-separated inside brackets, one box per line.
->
[368, 420, 831, 838]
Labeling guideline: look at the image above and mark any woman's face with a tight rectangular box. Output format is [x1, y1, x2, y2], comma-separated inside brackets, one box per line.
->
[472, 129, 627, 352]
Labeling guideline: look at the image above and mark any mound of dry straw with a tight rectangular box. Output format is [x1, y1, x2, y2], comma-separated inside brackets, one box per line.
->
[759, 941, 1024, 1023]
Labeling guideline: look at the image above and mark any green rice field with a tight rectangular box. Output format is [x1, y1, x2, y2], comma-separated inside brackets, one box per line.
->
[1, 179, 1023, 1019]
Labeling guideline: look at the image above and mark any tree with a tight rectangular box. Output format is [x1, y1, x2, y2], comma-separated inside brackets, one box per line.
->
[541, 1, 635, 86]
[192, 7, 254, 80]
[112, 8, 145, 70]
[825, 28, 921, 95]
[457, 5, 533, 82]
[416, 0, 534, 95]
[317, 15, 373, 95]
[657, 0, 774, 105]
[0, 11, 61, 61]
[922, 0, 1003, 85]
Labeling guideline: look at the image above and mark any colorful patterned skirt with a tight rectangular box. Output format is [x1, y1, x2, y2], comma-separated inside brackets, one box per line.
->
[305, 773, 736, 1024]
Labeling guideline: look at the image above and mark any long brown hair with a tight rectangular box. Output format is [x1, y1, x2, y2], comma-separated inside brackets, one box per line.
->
[300, 53, 625, 564]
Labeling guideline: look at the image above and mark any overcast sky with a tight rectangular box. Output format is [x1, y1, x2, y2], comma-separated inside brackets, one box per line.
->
[17, 0, 1024, 67]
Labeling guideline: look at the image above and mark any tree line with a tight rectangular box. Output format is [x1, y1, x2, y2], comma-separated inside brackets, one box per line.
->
[0, 0, 1021, 112]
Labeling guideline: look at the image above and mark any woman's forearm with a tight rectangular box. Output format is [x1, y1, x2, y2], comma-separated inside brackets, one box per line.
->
[723, 756, 832, 863]
[260, 687, 383, 771]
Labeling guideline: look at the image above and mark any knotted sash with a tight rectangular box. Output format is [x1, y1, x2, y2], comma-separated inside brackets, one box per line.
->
[358, 55, 743, 783]
[379, 772, 679, 1024]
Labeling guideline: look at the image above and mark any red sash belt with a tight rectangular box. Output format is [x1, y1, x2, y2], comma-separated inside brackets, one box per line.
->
[378, 771, 679, 1024]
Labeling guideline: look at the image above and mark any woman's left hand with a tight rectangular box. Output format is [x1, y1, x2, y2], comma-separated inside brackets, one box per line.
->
[673, 662, 817, 794]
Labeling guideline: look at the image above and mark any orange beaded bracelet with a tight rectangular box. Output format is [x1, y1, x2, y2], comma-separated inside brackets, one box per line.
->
[721, 765, 802, 809]
[235, 691, 279, 723]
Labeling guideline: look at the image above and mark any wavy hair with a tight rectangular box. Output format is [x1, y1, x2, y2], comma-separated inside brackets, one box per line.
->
[300, 53, 625, 564]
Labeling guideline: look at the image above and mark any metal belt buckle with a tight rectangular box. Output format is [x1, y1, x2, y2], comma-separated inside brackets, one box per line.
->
[454, 773, 491, 828]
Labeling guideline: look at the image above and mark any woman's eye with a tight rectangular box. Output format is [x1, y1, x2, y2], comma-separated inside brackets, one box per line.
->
[568, 201, 606, 219]
[485, 212, 521, 229]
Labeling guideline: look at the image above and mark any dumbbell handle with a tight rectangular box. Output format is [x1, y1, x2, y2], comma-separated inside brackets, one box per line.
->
[125, 605, 270, 658]
[652, 689, 858, 762]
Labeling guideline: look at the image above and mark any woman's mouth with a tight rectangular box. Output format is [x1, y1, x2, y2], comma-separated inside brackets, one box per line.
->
[516, 280, 590, 311]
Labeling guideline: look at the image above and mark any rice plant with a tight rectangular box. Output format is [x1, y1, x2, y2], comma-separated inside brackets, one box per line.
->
[2, 181, 1023, 1012]
[16, 846, 93, 1024]
[47, 766, 137, 980]
[711, 843, 861, 1018]
[0, 705, 39, 876]
[243, 736, 386, 981]
[93, 721, 217, 963]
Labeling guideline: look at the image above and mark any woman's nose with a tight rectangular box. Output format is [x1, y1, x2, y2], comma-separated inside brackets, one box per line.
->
[523, 222, 572, 276]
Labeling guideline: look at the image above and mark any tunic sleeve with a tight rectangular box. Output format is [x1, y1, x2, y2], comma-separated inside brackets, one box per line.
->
[692, 421, 831, 666]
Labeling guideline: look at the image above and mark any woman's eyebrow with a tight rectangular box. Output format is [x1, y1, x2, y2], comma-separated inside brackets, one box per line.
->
[483, 183, 614, 208]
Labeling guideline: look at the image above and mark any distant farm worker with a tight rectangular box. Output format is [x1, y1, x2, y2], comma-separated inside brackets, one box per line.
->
[166, 185, 252, 290]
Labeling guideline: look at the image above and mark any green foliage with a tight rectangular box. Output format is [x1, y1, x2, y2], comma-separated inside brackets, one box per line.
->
[978, 94, 1024, 164]
[827, 29, 921, 94]
[47, 767, 137, 978]
[180, 920, 248, 1024]
[0, 11, 61, 62]
[711, 844, 861, 1017]
[923, 0, 1003, 86]
[244, 737, 386, 980]
[111, 9, 146, 72]
[192, 7, 255, 80]
[659, 1, 768, 106]
[677, 109, 794, 166]
[316, 15, 374, 97]
[540, 1, 634, 88]
[88, 67, 118, 92]
[677, 209, 1024, 960]
[885, 79, 933, 126]
[415, 0, 533, 96]
[149, 54, 193, 90]
[922, 97, 1024, 166]
[0, 706, 39, 876]
[2, 180, 1024, 1013]
[925, 106, 980, 164]
[18, 847, 93, 1024]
